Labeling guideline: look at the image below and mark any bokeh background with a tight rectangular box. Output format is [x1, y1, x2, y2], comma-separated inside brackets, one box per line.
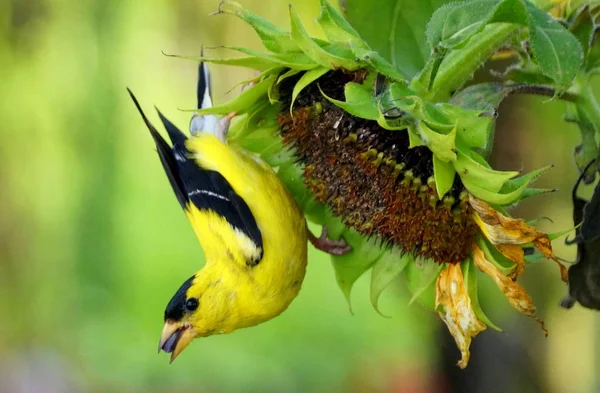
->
[0, 0, 598, 392]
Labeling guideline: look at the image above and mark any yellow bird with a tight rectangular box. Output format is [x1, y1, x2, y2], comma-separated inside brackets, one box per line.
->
[129, 62, 350, 363]
[128, 76, 309, 363]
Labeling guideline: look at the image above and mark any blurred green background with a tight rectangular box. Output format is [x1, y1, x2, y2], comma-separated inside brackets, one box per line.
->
[0, 0, 599, 392]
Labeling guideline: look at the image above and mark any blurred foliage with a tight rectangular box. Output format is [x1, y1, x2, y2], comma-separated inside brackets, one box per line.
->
[0, 0, 599, 392]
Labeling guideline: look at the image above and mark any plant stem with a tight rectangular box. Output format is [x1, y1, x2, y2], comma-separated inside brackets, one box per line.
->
[506, 85, 579, 102]
[573, 74, 600, 130]
[413, 0, 554, 102]
[426, 23, 519, 102]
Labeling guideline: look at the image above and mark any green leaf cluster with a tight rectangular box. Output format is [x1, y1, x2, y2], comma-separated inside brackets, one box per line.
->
[424, 0, 584, 93]
[168, 0, 590, 318]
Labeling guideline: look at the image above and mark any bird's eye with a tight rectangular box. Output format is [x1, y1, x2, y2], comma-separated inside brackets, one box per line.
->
[185, 297, 199, 311]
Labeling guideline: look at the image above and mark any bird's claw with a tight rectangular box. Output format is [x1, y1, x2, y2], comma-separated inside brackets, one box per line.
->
[213, 77, 258, 141]
[308, 226, 352, 256]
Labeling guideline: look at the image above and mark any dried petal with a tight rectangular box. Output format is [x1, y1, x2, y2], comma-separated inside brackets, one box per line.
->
[469, 195, 567, 281]
[495, 244, 525, 280]
[435, 263, 486, 368]
[470, 195, 544, 244]
[472, 245, 547, 335]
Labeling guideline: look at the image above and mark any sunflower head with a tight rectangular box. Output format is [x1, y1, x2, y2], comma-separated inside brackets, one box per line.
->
[177, 0, 565, 368]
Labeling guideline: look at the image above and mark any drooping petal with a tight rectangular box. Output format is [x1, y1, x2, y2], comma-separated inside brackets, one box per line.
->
[495, 243, 525, 280]
[435, 263, 486, 369]
[469, 194, 567, 280]
[472, 245, 547, 335]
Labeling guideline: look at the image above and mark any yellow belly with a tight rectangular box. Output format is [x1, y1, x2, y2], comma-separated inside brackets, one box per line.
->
[185, 133, 308, 330]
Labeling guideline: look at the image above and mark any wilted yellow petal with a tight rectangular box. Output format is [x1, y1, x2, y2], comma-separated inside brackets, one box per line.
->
[496, 244, 525, 280]
[469, 195, 567, 281]
[435, 263, 486, 369]
[470, 195, 544, 244]
[472, 245, 547, 335]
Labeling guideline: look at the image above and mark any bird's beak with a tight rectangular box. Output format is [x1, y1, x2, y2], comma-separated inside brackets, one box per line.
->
[158, 320, 195, 363]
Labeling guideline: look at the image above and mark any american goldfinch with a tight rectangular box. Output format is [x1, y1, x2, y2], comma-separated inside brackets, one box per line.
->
[127, 66, 309, 363]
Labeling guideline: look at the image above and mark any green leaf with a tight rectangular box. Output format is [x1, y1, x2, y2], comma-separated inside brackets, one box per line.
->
[569, 4, 595, 56]
[320, 81, 380, 120]
[490, 162, 556, 205]
[227, 66, 284, 93]
[418, 122, 457, 162]
[526, 2, 584, 91]
[463, 162, 552, 205]
[425, 22, 519, 101]
[422, 0, 529, 90]
[502, 66, 556, 85]
[462, 258, 502, 330]
[277, 69, 303, 85]
[492, 0, 529, 24]
[163, 52, 278, 71]
[291, 67, 330, 111]
[322, 209, 347, 237]
[407, 125, 425, 147]
[435, 103, 492, 150]
[234, 126, 283, 156]
[465, 176, 532, 205]
[476, 237, 515, 276]
[370, 249, 411, 316]
[218, 46, 321, 71]
[215, 0, 299, 53]
[433, 156, 456, 199]
[454, 146, 519, 193]
[194, 75, 275, 115]
[387, 83, 427, 120]
[349, 42, 409, 81]
[277, 162, 328, 222]
[585, 28, 600, 72]
[426, 0, 497, 49]
[548, 225, 577, 242]
[344, 0, 451, 78]
[317, 0, 363, 43]
[567, 102, 600, 183]
[330, 230, 387, 311]
[289, 6, 361, 70]
[516, 186, 557, 201]
[498, 164, 554, 202]
[450, 82, 508, 112]
[404, 258, 443, 309]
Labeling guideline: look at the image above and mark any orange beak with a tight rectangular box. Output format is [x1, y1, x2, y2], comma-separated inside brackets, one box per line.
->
[158, 320, 195, 363]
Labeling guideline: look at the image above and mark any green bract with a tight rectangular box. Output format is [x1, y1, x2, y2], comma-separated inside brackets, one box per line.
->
[186, 1, 547, 207]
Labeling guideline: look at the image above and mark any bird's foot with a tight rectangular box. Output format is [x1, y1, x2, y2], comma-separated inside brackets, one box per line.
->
[308, 226, 352, 256]
[214, 111, 237, 142]
[214, 74, 259, 142]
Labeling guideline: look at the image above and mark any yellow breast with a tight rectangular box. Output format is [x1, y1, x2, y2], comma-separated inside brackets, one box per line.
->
[185, 133, 308, 324]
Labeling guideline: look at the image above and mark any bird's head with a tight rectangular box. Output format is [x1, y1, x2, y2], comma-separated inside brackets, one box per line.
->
[158, 272, 234, 362]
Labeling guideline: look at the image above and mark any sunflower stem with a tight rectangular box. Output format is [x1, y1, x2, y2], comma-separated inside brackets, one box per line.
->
[423, 23, 520, 102]
[506, 85, 579, 102]
[413, 0, 554, 102]
[572, 74, 600, 134]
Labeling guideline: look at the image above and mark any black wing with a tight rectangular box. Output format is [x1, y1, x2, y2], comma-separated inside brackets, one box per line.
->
[128, 89, 264, 264]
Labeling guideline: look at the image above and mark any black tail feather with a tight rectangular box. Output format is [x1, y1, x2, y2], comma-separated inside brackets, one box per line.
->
[156, 109, 188, 149]
[197, 62, 210, 110]
[127, 88, 188, 208]
[128, 88, 265, 263]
